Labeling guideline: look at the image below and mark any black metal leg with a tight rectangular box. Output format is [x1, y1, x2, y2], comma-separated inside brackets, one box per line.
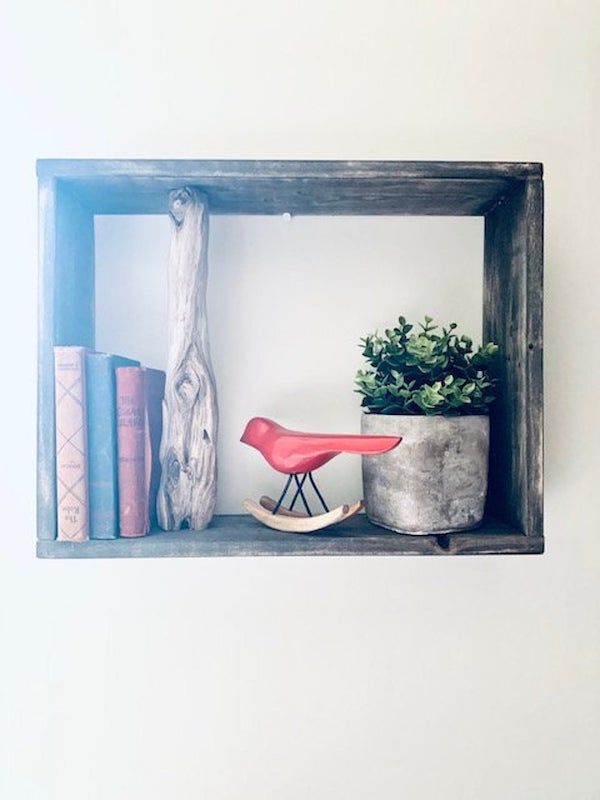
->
[272, 473, 293, 515]
[288, 473, 305, 512]
[308, 472, 329, 512]
[290, 473, 311, 516]
[272, 472, 328, 518]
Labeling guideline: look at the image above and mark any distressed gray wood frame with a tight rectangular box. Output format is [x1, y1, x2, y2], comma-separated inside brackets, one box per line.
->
[36, 160, 544, 558]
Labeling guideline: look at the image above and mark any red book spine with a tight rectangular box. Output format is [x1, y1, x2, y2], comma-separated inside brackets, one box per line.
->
[54, 346, 89, 541]
[116, 367, 149, 537]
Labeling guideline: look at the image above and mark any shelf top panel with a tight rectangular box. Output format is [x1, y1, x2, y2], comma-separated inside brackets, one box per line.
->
[37, 513, 543, 559]
[36, 159, 543, 216]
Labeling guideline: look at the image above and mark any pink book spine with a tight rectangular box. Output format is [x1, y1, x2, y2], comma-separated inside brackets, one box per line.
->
[116, 367, 149, 537]
[54, 346, 89, 541]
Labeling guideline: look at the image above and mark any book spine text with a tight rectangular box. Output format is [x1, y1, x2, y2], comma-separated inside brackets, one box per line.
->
[54, 346, 89, 541]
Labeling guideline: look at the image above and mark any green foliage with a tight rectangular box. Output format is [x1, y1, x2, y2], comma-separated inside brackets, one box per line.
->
[355, 315, 499, 416]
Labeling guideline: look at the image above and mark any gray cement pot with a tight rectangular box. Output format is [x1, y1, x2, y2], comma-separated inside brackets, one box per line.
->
[361, 414, 489, 535]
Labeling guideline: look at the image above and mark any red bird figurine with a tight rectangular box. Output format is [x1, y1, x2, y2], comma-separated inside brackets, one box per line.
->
[241, 417, 402, 531]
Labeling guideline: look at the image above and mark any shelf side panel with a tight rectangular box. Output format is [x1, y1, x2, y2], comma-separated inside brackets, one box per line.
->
[483, 179, 543, 538]
[37, 180, 95, 541]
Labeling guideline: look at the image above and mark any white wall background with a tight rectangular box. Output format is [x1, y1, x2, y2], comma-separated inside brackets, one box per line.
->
[1, 2, 599, 798]
[94, 214, 483, 511]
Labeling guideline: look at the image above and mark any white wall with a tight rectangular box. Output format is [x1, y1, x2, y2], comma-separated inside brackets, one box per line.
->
[1, 2, 599, 799]
[94, 214, 483, 511]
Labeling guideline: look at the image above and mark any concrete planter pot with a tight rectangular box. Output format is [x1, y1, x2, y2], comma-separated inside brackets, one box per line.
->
[361, 413, 490, 535]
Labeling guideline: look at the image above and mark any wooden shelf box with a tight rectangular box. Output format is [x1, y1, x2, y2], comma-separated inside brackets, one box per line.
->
[37, 160, 543, 558]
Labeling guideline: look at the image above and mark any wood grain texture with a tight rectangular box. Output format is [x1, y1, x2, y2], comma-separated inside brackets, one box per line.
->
[36, 514, 544, 559]
[37, 179, 58, 541]
[51, 177, 513, 216]
[37, 158, 544, 555]
[157, 188, 218, 531]
[483, 178, 543, 537]
[37, 180, 95, 540]
[35, 160, 542, 216]
[37, 159, 543, 180]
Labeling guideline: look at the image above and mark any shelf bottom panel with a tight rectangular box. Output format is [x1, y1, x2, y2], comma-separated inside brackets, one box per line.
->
[37, 514, 543, 558]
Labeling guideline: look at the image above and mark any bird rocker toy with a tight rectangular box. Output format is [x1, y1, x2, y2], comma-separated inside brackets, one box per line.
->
[241, 417, 402, 533]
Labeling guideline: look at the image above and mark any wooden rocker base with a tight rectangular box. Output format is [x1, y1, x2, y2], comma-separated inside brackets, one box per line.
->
[243, 496, 364, 533]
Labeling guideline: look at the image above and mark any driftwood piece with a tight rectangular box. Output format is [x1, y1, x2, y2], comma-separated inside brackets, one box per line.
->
[157, 188, 217, 531]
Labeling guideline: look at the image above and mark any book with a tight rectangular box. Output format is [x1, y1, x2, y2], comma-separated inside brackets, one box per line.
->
[145, 368, 166, 529]
[116, 366, 165, 537]
[54, 346, 89, 541]
[86, 352, 140, 539]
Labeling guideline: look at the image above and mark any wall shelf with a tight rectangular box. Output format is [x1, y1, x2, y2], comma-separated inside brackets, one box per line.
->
[37, 159, 544, 558]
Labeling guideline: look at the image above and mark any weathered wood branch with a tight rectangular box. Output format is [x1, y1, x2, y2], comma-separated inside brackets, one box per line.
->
[157, 188, 217, 531]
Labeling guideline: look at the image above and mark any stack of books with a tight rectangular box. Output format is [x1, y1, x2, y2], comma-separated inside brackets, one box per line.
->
[54, 346, 165, 541]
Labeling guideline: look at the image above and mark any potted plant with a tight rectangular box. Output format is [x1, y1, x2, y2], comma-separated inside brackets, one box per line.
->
[356, 315, 499, 535]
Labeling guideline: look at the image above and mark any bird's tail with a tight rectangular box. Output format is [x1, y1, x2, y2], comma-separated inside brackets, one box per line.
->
[337, 435, 402, 456]
[304, 434, 402, 456]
